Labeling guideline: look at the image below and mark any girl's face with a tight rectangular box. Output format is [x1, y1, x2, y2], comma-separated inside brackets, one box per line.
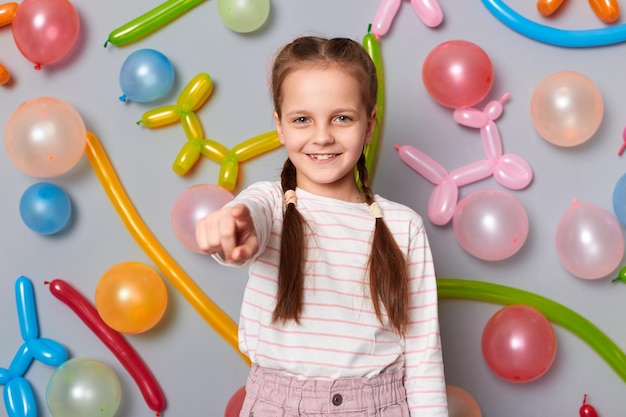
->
[274, 66, 375, 201]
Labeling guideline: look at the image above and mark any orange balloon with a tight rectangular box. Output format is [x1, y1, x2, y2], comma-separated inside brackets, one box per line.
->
[446, 385, 482, 417]
[530, 71, 603, 147]
[589, 0, 620, 23]
[536, 0, 566, 16]
[95, 261, 168, 334]
[0, 64, 9, 85]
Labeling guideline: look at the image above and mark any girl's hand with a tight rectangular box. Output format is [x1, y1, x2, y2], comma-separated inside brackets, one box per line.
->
[195, 203, 258, 263]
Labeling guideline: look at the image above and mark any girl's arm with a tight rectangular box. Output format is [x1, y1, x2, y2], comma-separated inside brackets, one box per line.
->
[403, 220, 449, 416]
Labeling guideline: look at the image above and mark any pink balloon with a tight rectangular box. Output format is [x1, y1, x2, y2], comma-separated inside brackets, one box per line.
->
[411, 0, 443, 27]
[422, 40, 493, 108]
[453, 189, 528, 261]
[372, 0, 401, 38]
[530, 71, 603, 147]
[224, 385, 246, 417]
[482, 305, 557, 383]
[555, 200, 624, 279]
[5, 97, 86, 178]
[446, 385, 482, 417]
[493, 154, 533, 190]
[429, 181, 459, 226]
[171, 184, 234, 253]
[12, 0, 80, 69]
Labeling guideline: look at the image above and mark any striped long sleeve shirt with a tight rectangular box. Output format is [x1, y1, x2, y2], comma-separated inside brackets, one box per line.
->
[216, 181, 448, 416]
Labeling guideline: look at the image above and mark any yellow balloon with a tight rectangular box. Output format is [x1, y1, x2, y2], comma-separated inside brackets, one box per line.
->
[232, 130, 280, 161]
[181, 111, 204, 140]
[139, 105, 180, 128]
[218, 154, 239, 191]
[177, 72, 213, 112]
[95, 261, 168, 334]
[200, 138, 229, 162]
[173, 140, 202, 175]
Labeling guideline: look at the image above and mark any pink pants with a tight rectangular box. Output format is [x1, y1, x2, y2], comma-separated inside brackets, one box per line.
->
[239, 365, 409, 417]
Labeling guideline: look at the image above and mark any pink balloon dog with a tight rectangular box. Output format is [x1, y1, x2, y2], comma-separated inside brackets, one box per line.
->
[372, 0, 443, 38]
[395, 93, 533, 226]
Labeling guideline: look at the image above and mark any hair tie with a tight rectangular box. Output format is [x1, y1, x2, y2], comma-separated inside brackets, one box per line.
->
[284, 190, 297, 207]
[369, 202, 383, 219]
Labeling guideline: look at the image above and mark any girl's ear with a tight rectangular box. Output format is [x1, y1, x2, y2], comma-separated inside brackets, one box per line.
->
[274, 111, 285, 144]
[365, 109, 376, 144]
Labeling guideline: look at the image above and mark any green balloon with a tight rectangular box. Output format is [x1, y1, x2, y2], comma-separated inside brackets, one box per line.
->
[217, 0, 270, 33]
[46, 357, 121, 417]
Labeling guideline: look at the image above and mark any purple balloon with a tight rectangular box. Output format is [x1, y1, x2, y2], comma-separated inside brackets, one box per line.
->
[453, 189, 528, 261]
[171, 184, 234, 253]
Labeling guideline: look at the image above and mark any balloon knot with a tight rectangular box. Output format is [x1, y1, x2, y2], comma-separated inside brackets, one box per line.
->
[119, 95, 127, 102]
[572, 198, 579, 205]
[34, 64, 41, 71]
[136, 120, 142, 126]
[44, 281, 50, 285]
[104, 40, 109, 48]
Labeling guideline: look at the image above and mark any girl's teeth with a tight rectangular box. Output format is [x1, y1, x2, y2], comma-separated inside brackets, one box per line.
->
[311, 154, 335, 160]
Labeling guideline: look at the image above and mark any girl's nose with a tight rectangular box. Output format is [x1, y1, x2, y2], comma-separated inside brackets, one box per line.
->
[312, 124, 335, 145]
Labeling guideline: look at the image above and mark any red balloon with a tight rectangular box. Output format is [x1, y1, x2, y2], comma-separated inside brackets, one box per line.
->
[47, 279, 166, 413]
[224, 385, 246, 417]
[481, 304, 557, 383]
[580, 394, 599, 417]
[12, 0, 80, 69]
[422, 40, 493, 108]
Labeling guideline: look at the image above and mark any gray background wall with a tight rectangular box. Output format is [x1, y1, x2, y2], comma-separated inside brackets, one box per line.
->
[0, 0, 624, 416]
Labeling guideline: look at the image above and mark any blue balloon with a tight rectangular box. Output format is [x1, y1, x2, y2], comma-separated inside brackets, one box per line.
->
[7, 344, 31, 379]
[482, 0, 626, 48]
[613, 173, 626, 226]
[4, 377, 35, 417]
[15, 277, 38, 341]
[27, 339, 67, 367]
[119, 49, 175, 102]
[19, 182, 72, 235]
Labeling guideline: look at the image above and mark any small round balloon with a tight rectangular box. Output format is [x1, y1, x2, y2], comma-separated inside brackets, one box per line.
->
[446, 385, 482, 417]
[556, 199, 624, 279]
[12, 0, 80, 69]
[224, 386, 246, 417]
[119, 49, 175, 102]
[5, 97, 86, 178]
[530, 71, 603, 147]
[20, 182, 72, 235]
[422, 40, 493, 108]
[612, 172, 626, 226]
[172, 184, 234, 253]
[482, 304, 557, 383]
[217, 0, 270, 33]
[453, 189, 529, 261]
[46, 357, 121, 417]
[95, 262, 168, 334]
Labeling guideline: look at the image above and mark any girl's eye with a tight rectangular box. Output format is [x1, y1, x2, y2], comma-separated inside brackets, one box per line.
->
[335, 115, 352, 123]
[293, 117, 309, 124]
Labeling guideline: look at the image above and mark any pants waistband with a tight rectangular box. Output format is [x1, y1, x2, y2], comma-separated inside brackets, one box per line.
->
[245, 365, 406, 414]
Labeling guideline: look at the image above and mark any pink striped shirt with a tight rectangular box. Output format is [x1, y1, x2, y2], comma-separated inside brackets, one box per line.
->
[217, 181, 447, 416]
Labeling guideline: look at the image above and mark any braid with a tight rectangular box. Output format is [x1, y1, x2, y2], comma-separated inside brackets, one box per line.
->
[358, 155, 410, 334]
[273, 159, 307, 324]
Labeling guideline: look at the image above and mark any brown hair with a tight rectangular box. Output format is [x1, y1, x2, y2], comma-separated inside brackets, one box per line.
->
[270, 36, 409, 334]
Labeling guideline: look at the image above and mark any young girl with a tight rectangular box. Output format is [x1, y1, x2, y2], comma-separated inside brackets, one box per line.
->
[196, 36, 448, 417]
